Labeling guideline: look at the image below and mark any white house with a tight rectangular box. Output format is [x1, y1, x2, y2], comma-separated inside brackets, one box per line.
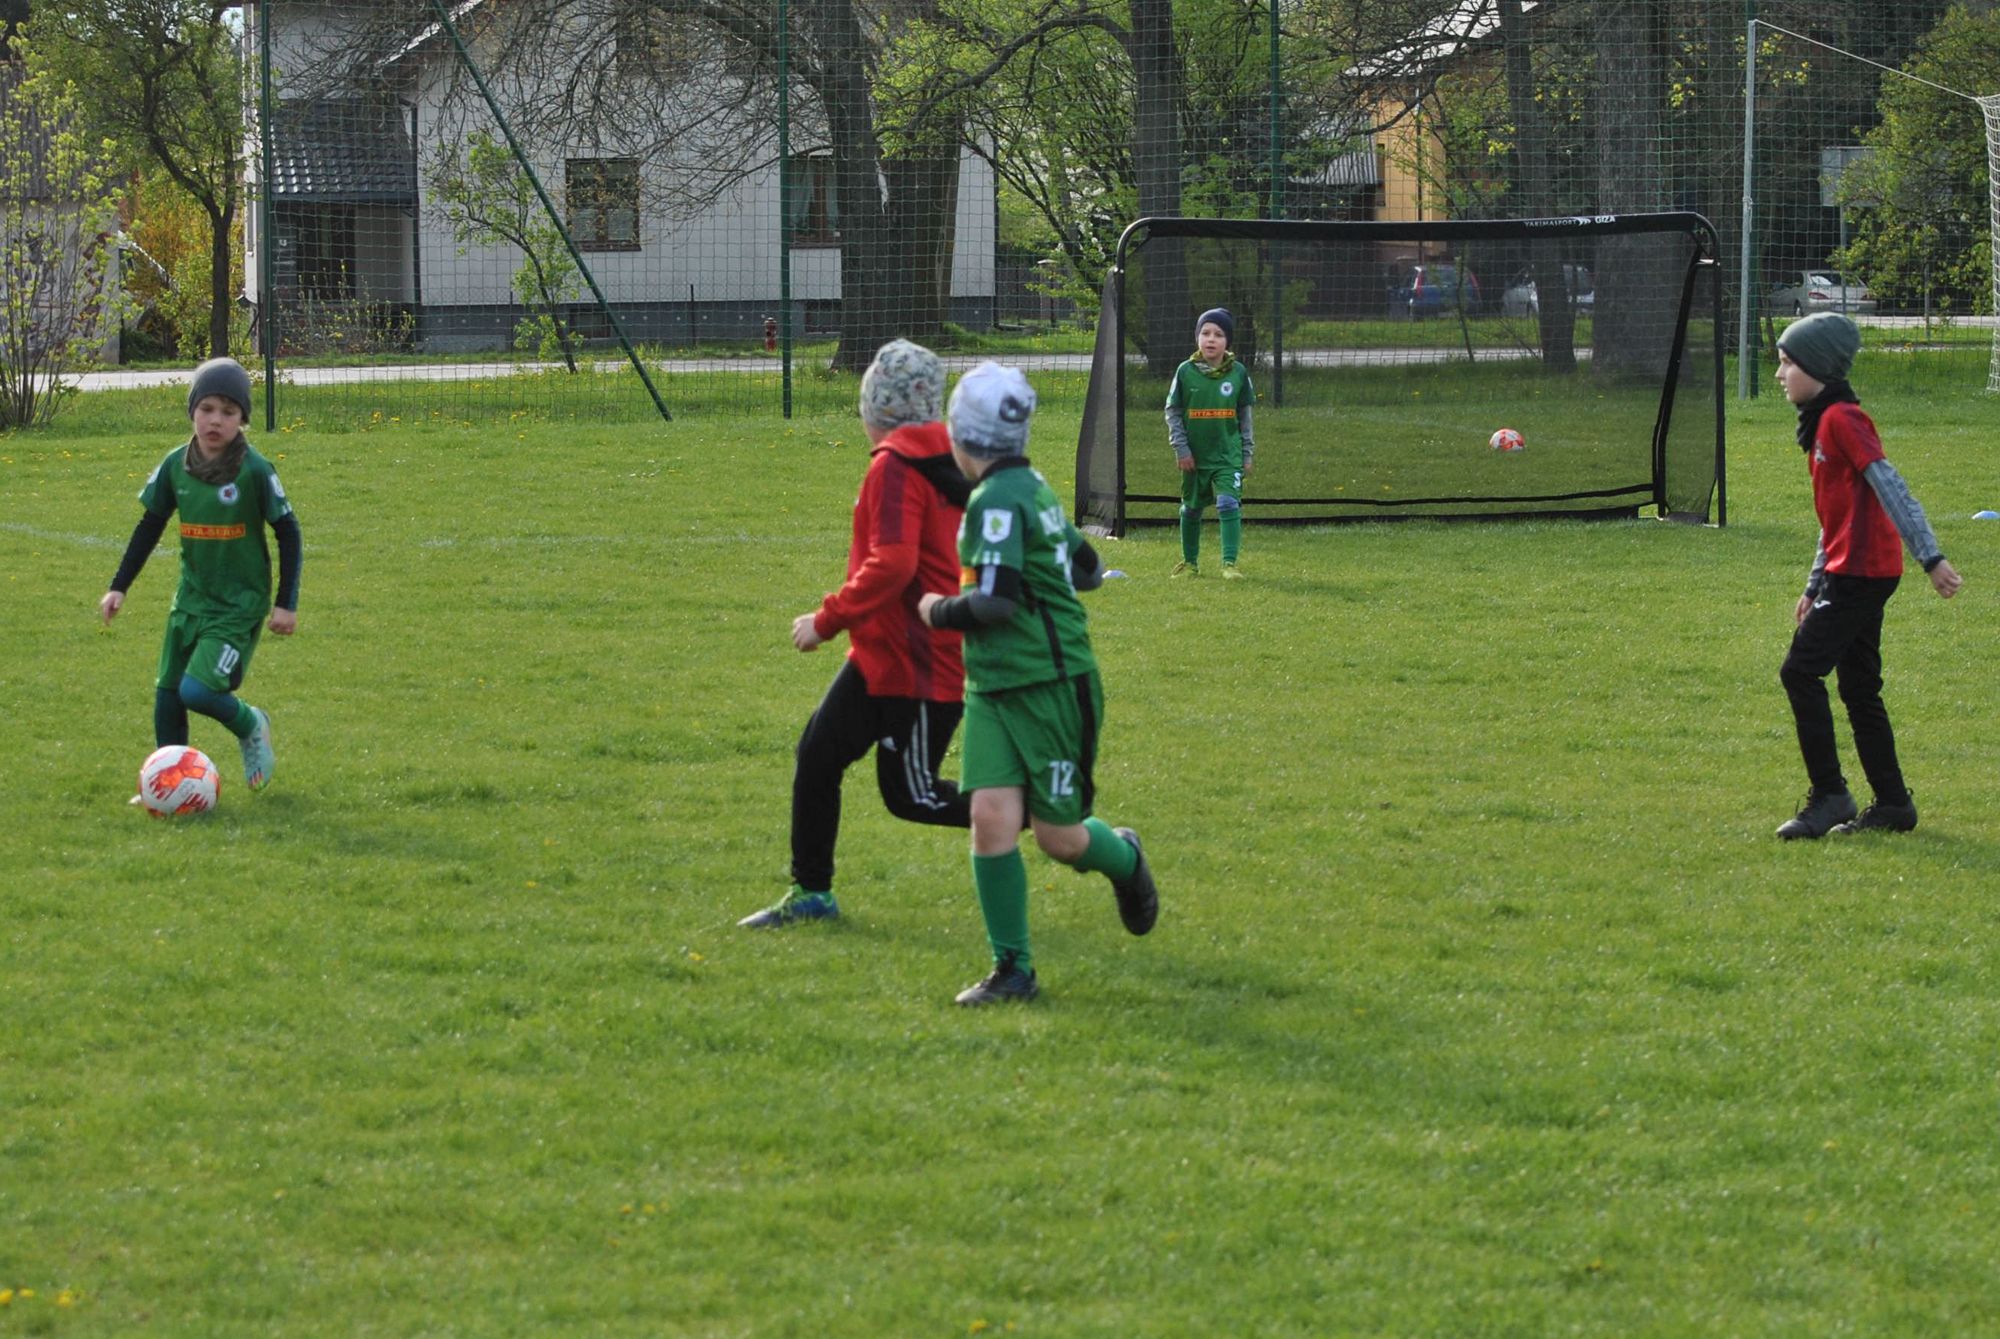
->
[242, 0, 997, 353]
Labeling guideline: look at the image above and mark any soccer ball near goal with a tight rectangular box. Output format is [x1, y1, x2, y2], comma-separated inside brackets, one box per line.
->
[138, 745, 220, 818]
[1489, 427, 1525, 453]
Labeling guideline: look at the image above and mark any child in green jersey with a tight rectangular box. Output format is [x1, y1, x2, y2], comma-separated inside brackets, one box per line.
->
[918, 362, 1159, 1006]
[1165, 306, 1256, 579]
[100, 358, 300, 794]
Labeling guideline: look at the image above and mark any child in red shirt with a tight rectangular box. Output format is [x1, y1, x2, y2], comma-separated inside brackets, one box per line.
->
[1773, 313, 1962, 839]
[741, 340, 973, 926]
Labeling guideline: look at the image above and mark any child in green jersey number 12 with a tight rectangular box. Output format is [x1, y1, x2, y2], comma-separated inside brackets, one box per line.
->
[918, 362, 1160, 1006]
[100, 358, 301, 796]
[1166, 306, 1256, 579]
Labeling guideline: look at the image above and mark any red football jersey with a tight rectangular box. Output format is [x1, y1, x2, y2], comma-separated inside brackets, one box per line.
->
[1809, 401, 1903, 579]
[812, 421, 966, 702]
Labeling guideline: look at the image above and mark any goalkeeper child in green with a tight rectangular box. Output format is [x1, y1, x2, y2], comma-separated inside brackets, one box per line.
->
[1165, 306, 1256, 578]
[99, 357, 299, 793]
[918, 362, 1159, 1006]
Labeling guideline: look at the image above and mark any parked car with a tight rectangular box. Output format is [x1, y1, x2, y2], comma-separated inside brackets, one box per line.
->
[1768, 270, 1876, 316]
[1388, 263, 1480, 318]
[1501, 264, 1593, 318]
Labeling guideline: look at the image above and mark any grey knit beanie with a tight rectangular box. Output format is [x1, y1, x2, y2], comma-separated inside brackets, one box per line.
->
[1196, 307, 1234, 345]
[947, 361, 1036, 459]
[187, 357, 253, 419]
[858, 339, 945, 430]
[1777, 312, 1861, 383]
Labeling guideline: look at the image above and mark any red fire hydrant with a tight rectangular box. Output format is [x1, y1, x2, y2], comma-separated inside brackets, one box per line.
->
[763, 316, 778, 352]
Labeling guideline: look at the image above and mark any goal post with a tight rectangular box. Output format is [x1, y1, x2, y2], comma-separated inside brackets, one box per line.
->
[1075, 213, 1725, 536]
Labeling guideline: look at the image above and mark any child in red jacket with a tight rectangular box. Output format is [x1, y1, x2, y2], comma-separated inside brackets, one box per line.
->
[1773, 313, 1962, 839]
[741, 340, 974, 926]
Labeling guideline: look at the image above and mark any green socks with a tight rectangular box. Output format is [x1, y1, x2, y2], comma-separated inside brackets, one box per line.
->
[972, 825, 1137, 967]
[972, 850, 1031, 970]
[1073, 817, 1138, 881]
[1183, 511, 1244, 564]
[1219, 510, 1242, 564]
[226, 700, 258, 740]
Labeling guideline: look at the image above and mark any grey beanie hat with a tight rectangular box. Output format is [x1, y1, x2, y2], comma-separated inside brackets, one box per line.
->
[947, 361, 1036, 459]
[859, 338, 945, 430]
[187, 357, 253, 418]
[1196, 306, 1234, 345]
[1777, 312, 1861, 383]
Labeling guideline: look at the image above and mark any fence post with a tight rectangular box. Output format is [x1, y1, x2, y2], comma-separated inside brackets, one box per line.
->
[1267, 0, 1283, 405]
[778, 0, 792, 419]
[258, 0, 277, 429]
[1737, 10, 1759, 398]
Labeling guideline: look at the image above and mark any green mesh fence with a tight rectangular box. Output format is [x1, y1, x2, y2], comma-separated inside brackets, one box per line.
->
[236, 1, 1997, 426]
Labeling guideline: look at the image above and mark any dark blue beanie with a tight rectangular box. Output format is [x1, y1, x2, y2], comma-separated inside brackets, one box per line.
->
[188, 357, 253, 419]
[1196, 307, 1234, 346]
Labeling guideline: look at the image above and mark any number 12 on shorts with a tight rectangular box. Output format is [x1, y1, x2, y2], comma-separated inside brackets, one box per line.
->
[1047, 759, 1076, 797]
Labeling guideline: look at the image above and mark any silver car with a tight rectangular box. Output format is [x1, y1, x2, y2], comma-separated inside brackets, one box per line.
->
[1501, 265, 1593, 318]
[1768, 270, 1876, 316]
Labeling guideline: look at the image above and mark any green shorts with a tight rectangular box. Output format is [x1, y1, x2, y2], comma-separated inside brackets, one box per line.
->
[156, 608, 262, 694]
[1180, 462, 1243, 512]
[961, 671, 1104, 826]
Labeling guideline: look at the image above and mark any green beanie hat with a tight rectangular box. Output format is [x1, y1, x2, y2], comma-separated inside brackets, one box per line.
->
[1777, 312, 1861, 383]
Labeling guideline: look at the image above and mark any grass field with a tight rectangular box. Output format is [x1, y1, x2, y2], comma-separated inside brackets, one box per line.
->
[1116, 361, 1684, 523]
[4, 367, 1999, 1336]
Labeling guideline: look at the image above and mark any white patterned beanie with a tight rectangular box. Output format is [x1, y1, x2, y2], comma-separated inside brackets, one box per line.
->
[858, 339, 946, 430]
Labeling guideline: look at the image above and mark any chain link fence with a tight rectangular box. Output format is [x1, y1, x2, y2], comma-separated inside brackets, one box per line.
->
[239, 0, 1998, 425]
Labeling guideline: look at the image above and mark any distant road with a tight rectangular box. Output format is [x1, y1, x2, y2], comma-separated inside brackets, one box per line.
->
[65, 318, 1982, 394]
[67, 344, 1553, 393]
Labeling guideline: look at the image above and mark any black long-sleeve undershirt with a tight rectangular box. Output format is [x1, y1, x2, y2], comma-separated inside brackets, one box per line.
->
[925, 540, 1101, 630]
[108, 511, 170, 594]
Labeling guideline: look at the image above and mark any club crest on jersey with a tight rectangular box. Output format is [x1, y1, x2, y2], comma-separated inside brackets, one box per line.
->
[218, 482, 239, 504]
[982, 510, 1013, 543]
[1221, 381, 1235, 397]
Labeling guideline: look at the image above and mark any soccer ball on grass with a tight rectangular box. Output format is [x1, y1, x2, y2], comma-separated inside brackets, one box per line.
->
[139, 745, 220, 818]
[1489, 427, 1525, 452]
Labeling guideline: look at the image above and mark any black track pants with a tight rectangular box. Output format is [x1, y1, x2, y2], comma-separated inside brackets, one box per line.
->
[1780, 573, 1907, 801]
[791, 659, 971, 892]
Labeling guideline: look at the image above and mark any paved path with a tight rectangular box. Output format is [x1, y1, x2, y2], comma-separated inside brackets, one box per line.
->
[66, 313, 1981, 394]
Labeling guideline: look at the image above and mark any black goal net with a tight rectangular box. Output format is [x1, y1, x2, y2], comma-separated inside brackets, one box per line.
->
[1075, 213, 1724, 535]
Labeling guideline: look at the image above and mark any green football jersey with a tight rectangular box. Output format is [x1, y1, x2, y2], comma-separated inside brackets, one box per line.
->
[957, 459, 1097, 693]
[138, 440, 293, 625]
[1166, 355, 1255, 470]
